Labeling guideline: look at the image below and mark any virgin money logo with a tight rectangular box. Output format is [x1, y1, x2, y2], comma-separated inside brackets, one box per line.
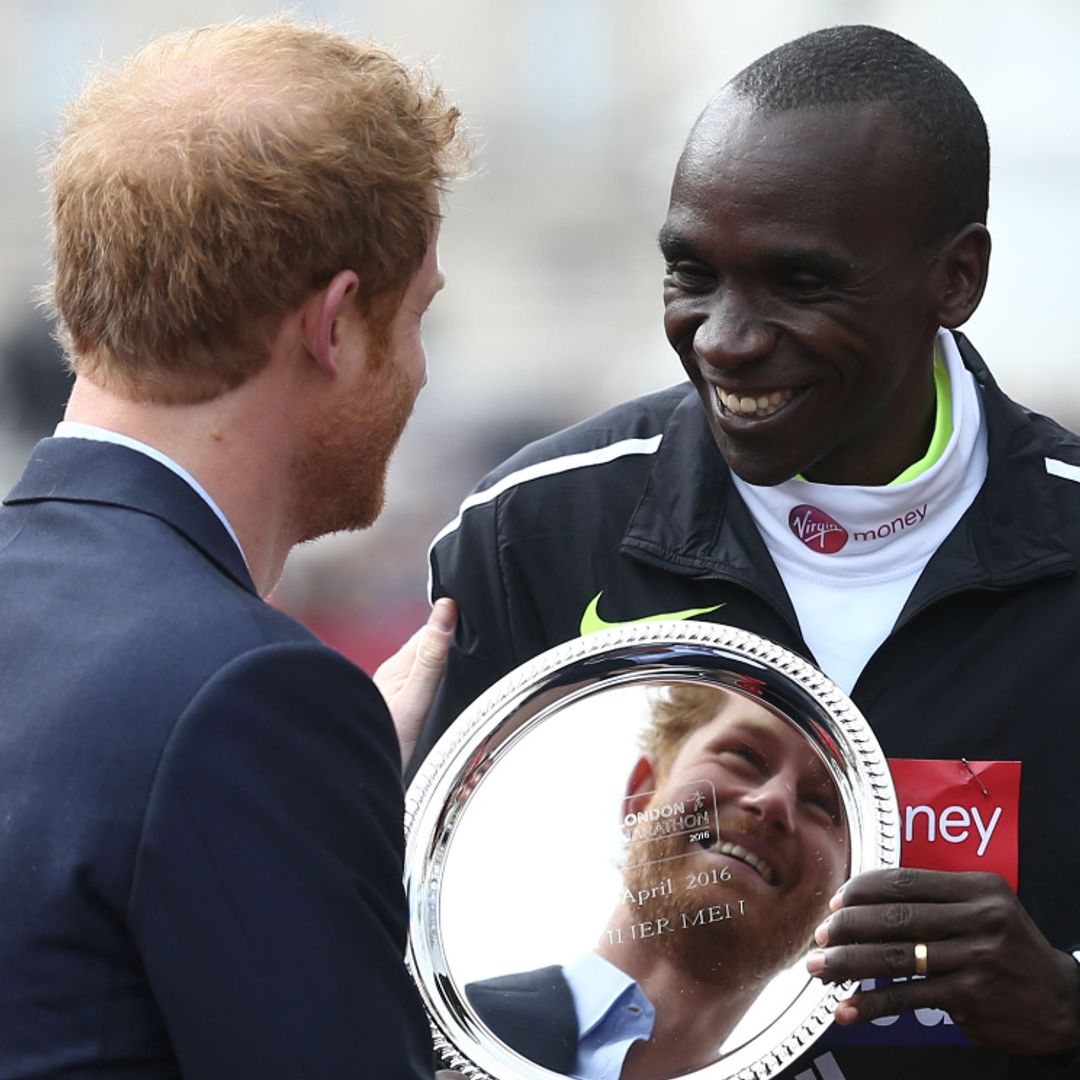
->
[788, 504, 849, 554]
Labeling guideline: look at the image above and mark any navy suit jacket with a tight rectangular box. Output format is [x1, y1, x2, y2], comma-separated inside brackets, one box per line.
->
[466, 967, 577, 1074]
[0, 438, 432, 1078]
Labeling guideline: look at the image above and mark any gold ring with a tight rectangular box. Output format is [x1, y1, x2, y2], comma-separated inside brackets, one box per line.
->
[914, 942, 928, 977]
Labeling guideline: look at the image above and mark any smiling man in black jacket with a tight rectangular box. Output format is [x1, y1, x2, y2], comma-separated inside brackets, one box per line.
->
[413, 25, 1080, 1080]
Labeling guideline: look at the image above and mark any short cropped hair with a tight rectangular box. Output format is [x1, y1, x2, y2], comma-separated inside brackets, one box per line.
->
[727, 25, 989, 240]
[45, 18, 467, 403]
[642, 683, 731, 778]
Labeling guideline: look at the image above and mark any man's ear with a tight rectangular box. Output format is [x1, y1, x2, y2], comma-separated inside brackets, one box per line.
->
[932, 223, 991, 329]
[301, 270, 360, 378]
[623, 754, 659, 819]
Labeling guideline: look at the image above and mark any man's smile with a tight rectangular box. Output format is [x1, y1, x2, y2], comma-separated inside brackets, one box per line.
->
[694, 829, 783, 887]
[713, 384, 802, 420]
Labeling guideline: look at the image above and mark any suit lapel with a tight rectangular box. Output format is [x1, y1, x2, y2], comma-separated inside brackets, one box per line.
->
[5, 438, 256, 595]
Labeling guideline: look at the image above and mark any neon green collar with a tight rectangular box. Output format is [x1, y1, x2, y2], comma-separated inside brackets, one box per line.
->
[889, 351, 952, 485]
[793, 348, 952, 486]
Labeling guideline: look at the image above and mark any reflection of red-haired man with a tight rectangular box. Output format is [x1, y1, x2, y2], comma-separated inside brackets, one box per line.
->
[468, 686, 848, 1079]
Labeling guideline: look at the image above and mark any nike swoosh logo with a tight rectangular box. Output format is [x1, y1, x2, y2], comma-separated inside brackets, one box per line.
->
[579, 592, 725, 637]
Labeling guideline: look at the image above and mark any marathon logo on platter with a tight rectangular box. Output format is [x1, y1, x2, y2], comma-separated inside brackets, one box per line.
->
[788, 503, 929, 555]
[623, 779, 719, 869]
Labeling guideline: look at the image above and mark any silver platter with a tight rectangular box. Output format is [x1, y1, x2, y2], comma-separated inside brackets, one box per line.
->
[405, 622, 899, 1080]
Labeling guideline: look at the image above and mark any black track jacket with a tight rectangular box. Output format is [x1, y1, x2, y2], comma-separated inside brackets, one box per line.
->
[415, 333, 1080, 1079]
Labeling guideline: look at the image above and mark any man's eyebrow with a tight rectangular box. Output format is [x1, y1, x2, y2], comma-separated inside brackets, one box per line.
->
[761, 248, 854, 279]
[704, 716, 781, 751]
[658, 230, 854, 281]
[657, 226, 691, 257]
[706, 715, 835, 782]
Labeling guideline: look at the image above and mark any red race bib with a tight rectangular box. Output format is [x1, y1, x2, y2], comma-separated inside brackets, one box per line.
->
[887, 759, 1021, 890]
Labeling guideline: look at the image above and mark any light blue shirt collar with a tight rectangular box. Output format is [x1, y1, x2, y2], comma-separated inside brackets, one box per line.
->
[562, 953, 655, 1080]
[53, 421, 248, 570]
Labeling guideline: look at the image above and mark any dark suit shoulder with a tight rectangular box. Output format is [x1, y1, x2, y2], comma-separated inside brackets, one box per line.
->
[121, 642, 432, 1078]
[0, 501, 427, 1074]
[465, 965, 578, 1074]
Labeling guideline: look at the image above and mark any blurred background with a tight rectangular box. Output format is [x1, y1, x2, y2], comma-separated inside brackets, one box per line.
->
[2, 0, 1078, 673]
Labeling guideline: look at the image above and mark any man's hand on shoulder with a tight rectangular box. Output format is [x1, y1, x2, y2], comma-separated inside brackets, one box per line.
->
[374, 597, 457, 766]
[808, 868, 1080, 1056]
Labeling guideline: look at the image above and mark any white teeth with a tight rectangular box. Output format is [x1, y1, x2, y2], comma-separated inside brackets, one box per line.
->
[715, 386, 796, 418]
[714, 840, 777, 884]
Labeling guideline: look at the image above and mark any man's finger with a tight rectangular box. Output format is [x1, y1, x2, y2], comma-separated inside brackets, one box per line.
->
[817, 901, 979, 947]
[373, 599, 458, 766]
[834, 973, 966, 1026]
[809, 940, 966, 983]
[373, 599, 457, 700]
[833, 867, 1004, 908]
[414, 597, 457, 672]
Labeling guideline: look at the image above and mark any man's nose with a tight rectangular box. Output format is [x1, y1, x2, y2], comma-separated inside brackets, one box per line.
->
[692, 290, 775, 370]
[738, 773, 797, 833]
